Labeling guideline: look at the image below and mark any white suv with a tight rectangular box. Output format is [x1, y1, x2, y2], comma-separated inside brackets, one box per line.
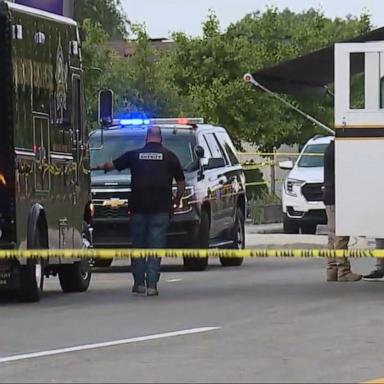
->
[279, 136, 333, 234]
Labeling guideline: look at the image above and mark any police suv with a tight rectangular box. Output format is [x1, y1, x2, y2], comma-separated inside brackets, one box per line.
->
[89, 117, 247, 271]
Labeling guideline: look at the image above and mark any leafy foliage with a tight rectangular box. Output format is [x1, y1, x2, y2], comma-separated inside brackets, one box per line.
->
[81, 5, 372, 149]
[119, 25, 190, 118]
[81, 19, 130, 127]
[74, 0, 129, 40]
[163, 8, 371, 149]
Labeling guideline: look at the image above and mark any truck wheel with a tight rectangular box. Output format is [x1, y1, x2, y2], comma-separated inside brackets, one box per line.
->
[301, 223, 317, 235]
[18, 259, 44, 303]
[59, 260, 92, 293]
[18, 230, 44, 303]
[283, 214, 300, 234]
[220, 208, 245, 267]
[183, 210, 209, 271]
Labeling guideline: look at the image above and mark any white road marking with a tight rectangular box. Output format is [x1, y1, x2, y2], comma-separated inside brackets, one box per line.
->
[0, 327, 221, 364]
[166, 278, 183, 283]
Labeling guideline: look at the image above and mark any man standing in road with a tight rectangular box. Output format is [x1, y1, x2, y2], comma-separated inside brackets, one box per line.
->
[96, 126, 185, 296]
[323, 139, 361, 282]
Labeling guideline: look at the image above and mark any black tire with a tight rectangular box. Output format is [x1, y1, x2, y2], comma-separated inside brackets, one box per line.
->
[183, 210, 209, 271]
[283, 214, 300, 234]
[59, 260, 92, 293]
[220, 208, 245, 267]
[18, 230, 44, 303]
[94, 259, 113, 268]
[301, 223, 317, 235]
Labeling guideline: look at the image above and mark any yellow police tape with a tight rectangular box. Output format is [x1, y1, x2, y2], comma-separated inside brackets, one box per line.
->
[0, 248, 382, 260]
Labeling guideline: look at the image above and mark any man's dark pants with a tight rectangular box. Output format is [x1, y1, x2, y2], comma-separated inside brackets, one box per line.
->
[130, 213, 170, 289]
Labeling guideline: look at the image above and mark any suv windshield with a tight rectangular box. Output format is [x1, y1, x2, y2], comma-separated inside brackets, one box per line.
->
[89, 131, 197, 174]
[297, 143, 328, 168]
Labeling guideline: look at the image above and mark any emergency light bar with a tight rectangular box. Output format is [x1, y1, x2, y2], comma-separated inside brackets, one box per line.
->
[117, 117, 204, 127]
[150, 118, 204, 125]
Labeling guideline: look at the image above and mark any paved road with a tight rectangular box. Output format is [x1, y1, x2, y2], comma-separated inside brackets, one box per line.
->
[0, 232, 383, 383]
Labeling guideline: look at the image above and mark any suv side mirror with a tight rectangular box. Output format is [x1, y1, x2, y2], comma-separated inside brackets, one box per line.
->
[279, 160, 294, 170]
[194, 145, 205, 159]
[98, 89, 114, 127]
[204, 157, 226, 170]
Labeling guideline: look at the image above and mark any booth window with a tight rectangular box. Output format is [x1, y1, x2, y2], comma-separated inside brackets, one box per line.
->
[350, 52, 365, 110]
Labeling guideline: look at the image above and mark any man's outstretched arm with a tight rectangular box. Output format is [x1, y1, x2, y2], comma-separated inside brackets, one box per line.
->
[95, 161, 115, 172]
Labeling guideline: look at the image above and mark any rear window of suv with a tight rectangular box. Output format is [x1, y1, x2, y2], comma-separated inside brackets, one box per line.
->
[297, 143, 328, 168]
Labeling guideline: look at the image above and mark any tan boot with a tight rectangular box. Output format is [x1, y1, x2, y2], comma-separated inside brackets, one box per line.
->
[337, 258, 362, 282]
[326, 262, 338, 282]
[327, 267, 338, 281]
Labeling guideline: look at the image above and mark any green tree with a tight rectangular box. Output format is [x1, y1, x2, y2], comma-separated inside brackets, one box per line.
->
[162, 8, 372, 150]
[74, 0, 129, 40]
[119, 24, 191, 118]
[81, 22, 185, 126]
[81, 19, 131, 126]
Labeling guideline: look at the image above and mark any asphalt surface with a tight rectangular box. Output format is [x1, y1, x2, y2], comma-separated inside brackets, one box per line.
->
[0, 230, 383, 383]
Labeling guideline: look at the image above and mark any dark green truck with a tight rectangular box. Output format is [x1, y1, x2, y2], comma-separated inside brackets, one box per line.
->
[0, 1, 93, 302]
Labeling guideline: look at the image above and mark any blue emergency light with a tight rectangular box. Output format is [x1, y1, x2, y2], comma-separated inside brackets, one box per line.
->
[120, 118, 150, 126]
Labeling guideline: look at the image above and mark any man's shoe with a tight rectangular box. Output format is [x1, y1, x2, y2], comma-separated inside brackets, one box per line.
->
[337, 270, 362, 282]
[132, 285, 146, 294]
[363, 270, 384, 282]
[326, 267, 338, 282]
[147, 288, 159, 297]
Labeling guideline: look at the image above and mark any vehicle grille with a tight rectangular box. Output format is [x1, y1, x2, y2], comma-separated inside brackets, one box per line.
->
[92, 190, 130, 200]
[92, 189, 130, 219]
[94, 206, 129, 219]
[302, 183, 323, 202]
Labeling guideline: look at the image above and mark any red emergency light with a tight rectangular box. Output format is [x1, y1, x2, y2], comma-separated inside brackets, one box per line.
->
[177, 118, 189, 125]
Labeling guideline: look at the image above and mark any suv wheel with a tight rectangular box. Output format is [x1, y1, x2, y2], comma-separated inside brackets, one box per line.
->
[183, 210, 209, 271]
[283, 214, 300, 234]
[220, 208, 245, 267]
[301, 223, 317, 235]
[59, 260, 92, 293]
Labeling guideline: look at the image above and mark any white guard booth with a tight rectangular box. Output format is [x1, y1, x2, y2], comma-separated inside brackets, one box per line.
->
[335, 42, 384, 238]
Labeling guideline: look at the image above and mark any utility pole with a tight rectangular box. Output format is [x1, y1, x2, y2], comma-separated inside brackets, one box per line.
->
[270, 146, 277, 196]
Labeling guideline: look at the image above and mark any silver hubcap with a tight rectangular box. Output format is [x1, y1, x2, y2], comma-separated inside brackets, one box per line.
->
[82, 234, 92, 276]
[35, 262, 42, 288]
[236, 225, 244, 249]
[80, 262, 90, 281]
[81, 270, 89, 280]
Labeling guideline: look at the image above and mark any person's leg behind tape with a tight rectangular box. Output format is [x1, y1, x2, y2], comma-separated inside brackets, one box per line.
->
[326, 205, 337, 281]
[363, 239, 384, 281]
[326, 205, 361, 282]
[146, 213, 170, 296]
[130, 214, 149, 294]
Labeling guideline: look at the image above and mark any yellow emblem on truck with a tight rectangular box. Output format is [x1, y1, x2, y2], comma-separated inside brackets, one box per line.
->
[102, 198, 128, 209]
